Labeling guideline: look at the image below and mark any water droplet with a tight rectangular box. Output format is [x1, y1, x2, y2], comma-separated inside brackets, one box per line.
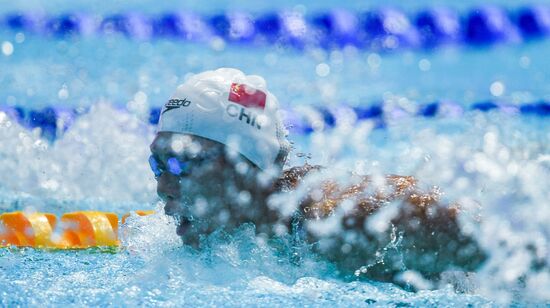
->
[2, 41, 14, 56]
[315, 63, 330, 77]
[418, 59, 431, 71]
[490, 81, 505, 97]
[58, 85, 69, 100]
[367, 53, 381, 69]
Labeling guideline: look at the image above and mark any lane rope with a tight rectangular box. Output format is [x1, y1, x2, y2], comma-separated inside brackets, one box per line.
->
[1, 100, 549, 139]
[0, 210, 154, 249]
[2, 6, 550, 50]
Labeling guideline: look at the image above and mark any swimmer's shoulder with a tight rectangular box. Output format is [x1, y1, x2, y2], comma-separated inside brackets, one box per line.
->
[274, 164, 418, 194]
[273, 164, 453, 219]
[273, 163, 324, 191]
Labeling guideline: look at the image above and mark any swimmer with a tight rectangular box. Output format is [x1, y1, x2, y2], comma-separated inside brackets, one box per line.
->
[149, 68, 485, 284]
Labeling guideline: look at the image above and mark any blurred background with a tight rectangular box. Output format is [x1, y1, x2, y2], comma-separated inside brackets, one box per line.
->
[1, 0, 550, 305]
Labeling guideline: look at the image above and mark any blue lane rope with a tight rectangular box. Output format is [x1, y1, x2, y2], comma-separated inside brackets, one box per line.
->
[2, 101, 550, 140]
[2, 6, 550, 50]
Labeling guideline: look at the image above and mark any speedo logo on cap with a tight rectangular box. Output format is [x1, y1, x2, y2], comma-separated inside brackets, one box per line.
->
[162, 98, 191, 114]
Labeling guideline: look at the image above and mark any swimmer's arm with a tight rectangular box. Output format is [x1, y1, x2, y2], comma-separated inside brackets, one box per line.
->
[297, 173, 485, 277]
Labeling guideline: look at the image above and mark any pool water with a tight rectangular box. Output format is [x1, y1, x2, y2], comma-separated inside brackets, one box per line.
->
[0, 216, 490, 307]
[2, 1, 550, 306]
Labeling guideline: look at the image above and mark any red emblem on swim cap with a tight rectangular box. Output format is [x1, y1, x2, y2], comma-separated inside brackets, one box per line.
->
[228, 83, 266, 110]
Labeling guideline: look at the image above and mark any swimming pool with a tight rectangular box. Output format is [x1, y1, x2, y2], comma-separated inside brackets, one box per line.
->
[2, 1, 550, 306]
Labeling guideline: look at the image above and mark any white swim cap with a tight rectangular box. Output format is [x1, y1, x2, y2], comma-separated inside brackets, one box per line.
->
[157, 68, 290, 170]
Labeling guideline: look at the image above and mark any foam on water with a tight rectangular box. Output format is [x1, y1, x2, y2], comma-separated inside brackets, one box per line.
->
[295, 110, 550, 303]
[0, 103, 156, 208]
[0, 208, 490, 307]
[2, 103, 550, 305]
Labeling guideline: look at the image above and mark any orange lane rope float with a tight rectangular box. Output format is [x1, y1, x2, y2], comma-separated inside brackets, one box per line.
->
[0, 210, 154, 249]
[0, 212, 57, 247]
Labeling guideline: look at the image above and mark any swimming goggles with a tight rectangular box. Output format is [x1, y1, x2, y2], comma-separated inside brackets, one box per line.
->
[149, 155, 189, 178]
[148, 149, 221, 178]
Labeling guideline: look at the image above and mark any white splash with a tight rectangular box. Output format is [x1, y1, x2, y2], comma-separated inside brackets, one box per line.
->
[0, 103, 156, 203]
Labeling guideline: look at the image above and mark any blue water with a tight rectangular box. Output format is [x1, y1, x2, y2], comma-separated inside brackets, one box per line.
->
[2, 1, 550, 306]
[0, 233, 488, 307]
[2, 36, 550, 109]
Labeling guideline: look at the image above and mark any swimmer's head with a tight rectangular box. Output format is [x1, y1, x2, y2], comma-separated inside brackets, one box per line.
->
[156, 67, 290, 171]
[150, 68, 290, 239]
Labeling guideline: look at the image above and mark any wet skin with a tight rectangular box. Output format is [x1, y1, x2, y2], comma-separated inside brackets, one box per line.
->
[150, 132, 486, 282]
[150, 132, 281, 242]
[150, 132, 224, 230]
